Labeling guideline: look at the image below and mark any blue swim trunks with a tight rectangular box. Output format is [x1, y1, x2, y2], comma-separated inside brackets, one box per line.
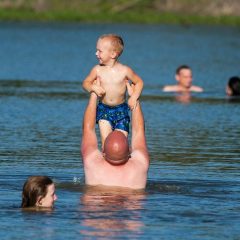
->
[96, 102, 130, 133]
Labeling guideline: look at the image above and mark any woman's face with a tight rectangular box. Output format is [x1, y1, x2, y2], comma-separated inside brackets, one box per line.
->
[38, 183, 57, 208]
[226, 85, 232, 96]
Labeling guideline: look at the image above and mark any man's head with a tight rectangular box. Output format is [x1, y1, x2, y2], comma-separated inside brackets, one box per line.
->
[175, 65, 193, 89]
[226, 76, 240, 96]
[103, 131, 130, 165]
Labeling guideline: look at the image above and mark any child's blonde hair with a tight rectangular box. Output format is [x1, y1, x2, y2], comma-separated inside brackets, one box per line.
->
[99, 34, 124, 57]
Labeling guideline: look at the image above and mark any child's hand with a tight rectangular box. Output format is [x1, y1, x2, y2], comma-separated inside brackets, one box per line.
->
[126, 81, 134, 96]
[92, 77, 105, 97]
[128, 96, 137, 111]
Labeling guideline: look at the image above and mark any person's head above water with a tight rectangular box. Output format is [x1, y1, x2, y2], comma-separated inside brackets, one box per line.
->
[21, 176, 57, 209]
[175, 65, 193, 89]
[226, 76, 240, 96]
[103, 130, 130, 165]
[162, 65, 203, 93]
[97, 34, 124, 58]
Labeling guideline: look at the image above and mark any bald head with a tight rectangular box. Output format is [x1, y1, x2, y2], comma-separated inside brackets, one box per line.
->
[103, 131, 130, 165]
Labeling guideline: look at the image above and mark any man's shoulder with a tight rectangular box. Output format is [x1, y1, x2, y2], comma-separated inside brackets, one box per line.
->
[82, 149, 102, 164]
[190, 85, 203, 92]
[162, 85, 179, 92]
[130, 149, 149, 168]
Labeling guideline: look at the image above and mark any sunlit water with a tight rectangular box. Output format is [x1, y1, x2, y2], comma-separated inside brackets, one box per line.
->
[0, 22, 240, 239]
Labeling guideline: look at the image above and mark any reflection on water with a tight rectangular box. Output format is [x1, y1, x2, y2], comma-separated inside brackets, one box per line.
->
[79, 186, 145, 238]
[1, 23, 240, 240]
[175, 93, 192, 104]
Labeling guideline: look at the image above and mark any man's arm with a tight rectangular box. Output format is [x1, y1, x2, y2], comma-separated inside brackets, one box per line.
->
[131, 101, 148, 156]
[81, 92, 98, 159]
[127, 81, 149, 165]
[126, 81, 146, 151]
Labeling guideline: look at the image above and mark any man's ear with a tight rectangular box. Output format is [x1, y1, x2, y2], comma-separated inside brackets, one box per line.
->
[175, 74, 180, 82]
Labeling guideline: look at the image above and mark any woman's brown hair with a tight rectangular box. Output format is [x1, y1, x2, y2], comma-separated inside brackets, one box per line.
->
[21, 176, 53, 207]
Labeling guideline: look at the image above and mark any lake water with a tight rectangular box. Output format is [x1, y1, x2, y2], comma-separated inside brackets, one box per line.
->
[0, 22, 240, 239]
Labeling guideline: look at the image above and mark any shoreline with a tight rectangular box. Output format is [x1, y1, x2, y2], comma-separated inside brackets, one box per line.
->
[0, 9, 240, 26]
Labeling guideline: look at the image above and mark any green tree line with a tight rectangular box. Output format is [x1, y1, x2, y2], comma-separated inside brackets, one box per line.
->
[0, 0, 240, 25]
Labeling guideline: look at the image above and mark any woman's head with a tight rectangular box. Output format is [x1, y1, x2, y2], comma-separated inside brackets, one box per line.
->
[21, 176, 57, 208]
[226, 76, 240, 96]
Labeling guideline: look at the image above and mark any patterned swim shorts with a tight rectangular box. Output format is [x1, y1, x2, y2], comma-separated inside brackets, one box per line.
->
[96, 102, 130, 133]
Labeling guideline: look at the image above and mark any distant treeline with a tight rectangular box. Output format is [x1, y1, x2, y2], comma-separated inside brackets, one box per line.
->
[0, 0, 240, 25]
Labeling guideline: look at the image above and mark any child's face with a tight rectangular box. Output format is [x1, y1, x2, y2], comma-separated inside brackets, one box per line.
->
[96, 38, 116, 65]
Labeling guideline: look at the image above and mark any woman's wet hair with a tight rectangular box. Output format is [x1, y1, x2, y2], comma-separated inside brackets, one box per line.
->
[21, 176, 53, 208]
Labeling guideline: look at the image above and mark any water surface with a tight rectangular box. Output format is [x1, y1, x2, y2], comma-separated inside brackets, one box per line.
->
[0, 22, 240, 239]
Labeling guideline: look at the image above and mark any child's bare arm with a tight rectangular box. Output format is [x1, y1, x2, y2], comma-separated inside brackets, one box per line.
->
[126, 67, 144, 110]
[82, 66, 105, 97]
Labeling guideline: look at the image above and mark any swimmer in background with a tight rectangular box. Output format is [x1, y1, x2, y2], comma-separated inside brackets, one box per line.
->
[21, 176, 57, 209]
[226, 76, 240, 96]
[163, 65, 203, 93]
[82, 34, 144, 147]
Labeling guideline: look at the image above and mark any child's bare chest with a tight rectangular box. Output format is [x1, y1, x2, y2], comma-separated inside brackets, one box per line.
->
[97, 67, 126, 85]
[99, 71, 125, 84]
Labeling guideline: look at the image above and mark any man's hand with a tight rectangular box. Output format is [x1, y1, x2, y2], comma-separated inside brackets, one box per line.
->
[128, 96, 138, 111]
[92, 77, 105, 97]
[92, 84, 105, 97]
[126, 81, 137, 110]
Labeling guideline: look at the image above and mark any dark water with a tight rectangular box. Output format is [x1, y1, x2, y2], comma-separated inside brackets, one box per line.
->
[0, 22, 240, 239]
